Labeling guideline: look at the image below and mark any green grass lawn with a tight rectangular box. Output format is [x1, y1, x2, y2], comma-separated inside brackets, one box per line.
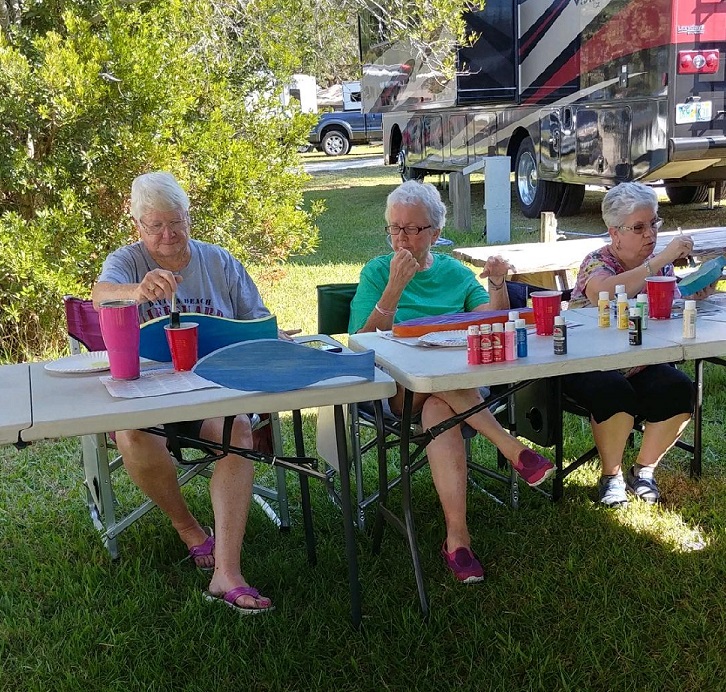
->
[3, 165, 726, 691]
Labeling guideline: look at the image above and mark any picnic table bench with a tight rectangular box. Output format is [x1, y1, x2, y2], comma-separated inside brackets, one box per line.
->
[454, 226, 726, 290]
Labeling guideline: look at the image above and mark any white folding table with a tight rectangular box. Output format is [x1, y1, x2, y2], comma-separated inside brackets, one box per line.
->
[349, 313, 686, 614]
[0, 363, 32, 447]
[22, 359, 397, 628]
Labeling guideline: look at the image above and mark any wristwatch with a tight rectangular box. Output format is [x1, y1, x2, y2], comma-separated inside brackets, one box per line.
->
[644, 259, 655, 276]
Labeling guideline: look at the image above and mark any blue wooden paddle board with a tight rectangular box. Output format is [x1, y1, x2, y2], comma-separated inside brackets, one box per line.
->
[193, 339, 375, 393]
[139, 313, 278, 362]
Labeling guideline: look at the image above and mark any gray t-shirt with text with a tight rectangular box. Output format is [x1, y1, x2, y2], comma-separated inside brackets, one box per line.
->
[98, 239, 269, 323]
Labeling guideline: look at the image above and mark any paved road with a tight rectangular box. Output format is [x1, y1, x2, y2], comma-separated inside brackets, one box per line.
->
[303, 155, 384, 174]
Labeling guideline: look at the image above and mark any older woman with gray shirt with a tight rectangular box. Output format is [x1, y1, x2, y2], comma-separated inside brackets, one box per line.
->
[93, 171, 279, 615]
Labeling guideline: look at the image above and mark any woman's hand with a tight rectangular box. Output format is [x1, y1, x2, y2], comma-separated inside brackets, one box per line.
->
[388, 248, 419, 291]
[278, 328, 301, 341]
[136, 269, 181, 303]
[689, 284, 718, 301]
[479, 255, 513, 282]
[658, 235, 694, 265]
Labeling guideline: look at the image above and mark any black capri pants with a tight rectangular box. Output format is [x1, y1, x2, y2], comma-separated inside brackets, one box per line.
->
[561, 364, 695, 425]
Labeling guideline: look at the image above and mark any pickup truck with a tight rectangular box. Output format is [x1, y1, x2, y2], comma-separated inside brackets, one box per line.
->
[308, 111, 383, 156]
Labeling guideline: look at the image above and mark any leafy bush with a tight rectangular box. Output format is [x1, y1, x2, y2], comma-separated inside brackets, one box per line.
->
[0, 0, 319, 360]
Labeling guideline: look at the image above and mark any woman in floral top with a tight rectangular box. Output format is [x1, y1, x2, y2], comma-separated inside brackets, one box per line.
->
[563, 182, 702, 507]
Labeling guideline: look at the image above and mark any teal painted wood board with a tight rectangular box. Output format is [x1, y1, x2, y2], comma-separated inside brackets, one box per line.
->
[193, 339, 376, 393]
[139, 313, 278, 362]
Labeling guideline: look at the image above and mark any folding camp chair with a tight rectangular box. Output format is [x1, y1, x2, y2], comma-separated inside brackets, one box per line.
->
[63, 296, 290, 558]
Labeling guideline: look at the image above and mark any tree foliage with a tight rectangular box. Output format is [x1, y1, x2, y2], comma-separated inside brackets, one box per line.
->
[0, 0, 320, 360]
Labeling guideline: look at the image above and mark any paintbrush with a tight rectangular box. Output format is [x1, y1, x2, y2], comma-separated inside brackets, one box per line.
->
[170, 292, 180, 328]
[679, 226, 697, 267]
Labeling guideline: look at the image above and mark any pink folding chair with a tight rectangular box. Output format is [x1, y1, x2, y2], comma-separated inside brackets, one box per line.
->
[62, 296, 290, 559]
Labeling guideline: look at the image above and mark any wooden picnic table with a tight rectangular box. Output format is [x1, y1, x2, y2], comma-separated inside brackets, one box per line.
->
[454, 226, 726, 289]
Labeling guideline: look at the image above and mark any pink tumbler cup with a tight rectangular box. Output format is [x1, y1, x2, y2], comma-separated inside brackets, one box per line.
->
[98, 300, 141, 380]
[530, 291, 562, 336]
[645, 276, 677, 319]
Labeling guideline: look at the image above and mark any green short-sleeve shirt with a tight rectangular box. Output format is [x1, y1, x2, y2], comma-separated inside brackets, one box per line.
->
[348, 253, 490, 333]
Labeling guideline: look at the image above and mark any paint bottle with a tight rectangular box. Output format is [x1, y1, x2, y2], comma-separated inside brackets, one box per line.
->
[480, 324, 493, 364]
[492, 322, 504, 362]
[504, 321, 517, 360]
[617, 293, 629, 330]
[683, 300, 697, 339]
[613, 284, 626, 315]
[636, 293, 649, 330]
[467, 324, 481, 364]
[598, 291, 611, 328]
[515, 318, 528, 357]
[553, 316, 567, 355]
[628, 307, 642, 345]
[508, 310, 519, 323]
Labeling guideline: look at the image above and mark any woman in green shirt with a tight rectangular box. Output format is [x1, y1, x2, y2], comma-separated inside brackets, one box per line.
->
[350, 180, 554, 584]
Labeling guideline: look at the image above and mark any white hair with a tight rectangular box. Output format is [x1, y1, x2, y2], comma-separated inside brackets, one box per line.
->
[385, 180, 447, 230]
[130, 172, 190, 219]
[602, 182, 658, 228]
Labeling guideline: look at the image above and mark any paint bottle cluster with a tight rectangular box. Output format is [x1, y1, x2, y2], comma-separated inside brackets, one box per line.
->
[467, 311, 528, 365]
[597, 284, 651, 346]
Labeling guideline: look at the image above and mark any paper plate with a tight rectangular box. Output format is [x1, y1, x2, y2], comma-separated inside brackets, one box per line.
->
[45, 351, 111, 373]
[678, 256, 726, 297]
[418, 330, 468, 347]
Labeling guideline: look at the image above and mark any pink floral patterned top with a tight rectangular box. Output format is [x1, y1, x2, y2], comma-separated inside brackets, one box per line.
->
[568, 244, 677, 308]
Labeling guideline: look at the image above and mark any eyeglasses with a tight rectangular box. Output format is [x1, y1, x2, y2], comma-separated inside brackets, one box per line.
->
[138, 218, 188, 235]
[617, 217, 664, 235]
[385, 224, 432, 236]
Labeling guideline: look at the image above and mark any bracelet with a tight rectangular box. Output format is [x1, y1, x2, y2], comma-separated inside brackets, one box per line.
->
[374, 302, 397, 317]
[488, 277, 506, 289]
[644, 259, 655, 276]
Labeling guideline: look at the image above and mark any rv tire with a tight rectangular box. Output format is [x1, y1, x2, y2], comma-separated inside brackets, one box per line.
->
[515, 137, 563, 218]
[397, 150, 425, 181]
[664, 184, 709, 205]
[557, 184, 586, 217]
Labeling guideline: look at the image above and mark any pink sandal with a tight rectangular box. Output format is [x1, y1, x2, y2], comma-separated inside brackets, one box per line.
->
[203, 586, 274, 615]
[188, 527, 215, 572]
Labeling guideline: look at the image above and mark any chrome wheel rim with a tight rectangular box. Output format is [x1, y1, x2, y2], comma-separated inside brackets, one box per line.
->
[517, 150, 537, 206]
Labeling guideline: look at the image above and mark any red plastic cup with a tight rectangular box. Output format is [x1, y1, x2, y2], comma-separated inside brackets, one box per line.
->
[530, 291, 562, 335]
[164, 322, 198, 371]
[645, 276, 677, 319]
[98, 300, 140, 380]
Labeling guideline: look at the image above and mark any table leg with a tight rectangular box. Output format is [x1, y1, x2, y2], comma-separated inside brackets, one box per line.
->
[334, 404, 362, 629]
[552, 377, 565, 501]
[692, 359, 704, 478]
[371, 398, 388, 554]
[292, 410, 316, 566]
[398, 388, 429, 618]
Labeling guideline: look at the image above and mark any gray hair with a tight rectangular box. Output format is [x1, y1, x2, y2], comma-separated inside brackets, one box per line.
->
[130, 172, 190, 219]
[385, 180, 447, 230]
[602, 182, 658, 229]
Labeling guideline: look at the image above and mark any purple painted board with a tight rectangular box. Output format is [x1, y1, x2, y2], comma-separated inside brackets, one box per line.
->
[193, 339, 375, 393]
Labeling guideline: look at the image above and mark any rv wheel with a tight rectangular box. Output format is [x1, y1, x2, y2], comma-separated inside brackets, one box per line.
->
[515, 137, 563, 218]
[557, 184, 586, 217]
[664, 184, 709, 205]
[397, 150, 425, 182]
